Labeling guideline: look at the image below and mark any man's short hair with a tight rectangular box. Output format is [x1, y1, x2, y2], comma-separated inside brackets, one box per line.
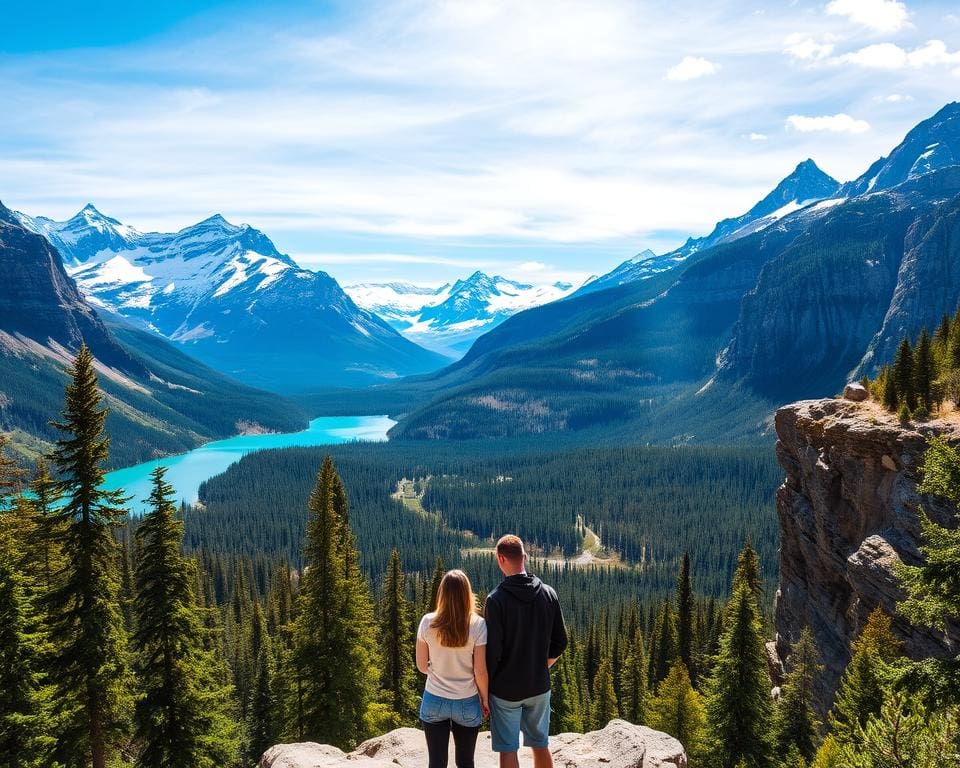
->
[496, 534, 525, 563]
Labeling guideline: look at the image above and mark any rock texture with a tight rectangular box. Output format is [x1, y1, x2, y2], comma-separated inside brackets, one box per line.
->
[260, 720, 686, 768]
[774, 398, 960, 708]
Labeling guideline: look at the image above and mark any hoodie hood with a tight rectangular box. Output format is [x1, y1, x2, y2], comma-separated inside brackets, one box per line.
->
[498, 573, 543, 603]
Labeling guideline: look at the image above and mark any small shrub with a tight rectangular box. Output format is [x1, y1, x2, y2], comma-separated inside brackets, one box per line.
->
[913, 406, 930, 421]
[898, 403, 912, 423]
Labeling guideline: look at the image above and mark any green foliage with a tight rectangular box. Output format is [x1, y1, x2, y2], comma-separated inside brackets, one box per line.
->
[377, 550, 417, 726]
[647, 661, 707, 765]
[289, 457, 381, 750]
[892, 338, 917, 412]
[133, 466, 240, 768]
[46, 346, 132, 768]
[913, 329, 935, 412]
[0, 526, 54, 767]
[836, 694, 959, 768]
[590, 654, 619, 730]
[829, 609, 901, 747]
[773, 628, 822, 762]
[677, 552, 695, 684]
[550, 653, 584, 734]
[704, 567, 772, 768]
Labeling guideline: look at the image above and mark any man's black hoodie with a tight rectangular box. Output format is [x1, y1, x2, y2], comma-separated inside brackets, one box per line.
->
[484, 573, 568, 701]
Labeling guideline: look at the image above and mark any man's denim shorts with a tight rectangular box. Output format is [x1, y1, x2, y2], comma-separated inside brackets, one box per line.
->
[489, 691, 551, 752]
[419, 689, 484, 728]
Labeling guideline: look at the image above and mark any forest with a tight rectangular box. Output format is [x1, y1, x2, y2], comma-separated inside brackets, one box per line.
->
[1, 347, 958, 768]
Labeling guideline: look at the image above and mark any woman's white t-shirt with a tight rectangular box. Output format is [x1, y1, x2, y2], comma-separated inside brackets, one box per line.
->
[418, 612, 487, 699]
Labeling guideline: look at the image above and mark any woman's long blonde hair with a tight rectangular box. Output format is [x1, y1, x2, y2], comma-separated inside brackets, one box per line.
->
[431, 570, 476, 648]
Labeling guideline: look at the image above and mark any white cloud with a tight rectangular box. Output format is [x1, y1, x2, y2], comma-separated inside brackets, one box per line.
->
[517, 261, 547, 272]
[745, 132, 768, 141]
[665, 56, 719, 81]
[786, 113, 871, 134]
[874, 93, 914, 102]
[825, 0, 910, 34]
[840, 39, 960, 69]
[783, 34, 836, 61]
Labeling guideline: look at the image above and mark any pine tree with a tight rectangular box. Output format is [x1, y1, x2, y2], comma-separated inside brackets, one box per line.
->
[290, 456, 381, 749]
[650, 602, 678, 687]
[892, 337, 916, 411]
[677, 553, 695, 683]
[247, 648, 279, 765]
[0, 527, 54, 767]
[913, 329, 934, 412]
[732, 539, 763, 609]
[772, 628, 822, 762]
[590, 654, 619, 729]
[704, 579, 772, 768]
[949, 305, 960, 370]
[133, 466, 240, 768]
[646, 661, 706, 766]
[46, 346, 132, 768]
[28, 458, 65, 594]
[427, 556, 444, 613]
[622, 620, 647, 724]
[896, 435, 960, 707]
[550, 655, 583, 734]
[378, 550, 417, 724]
[0, 433, 24, 505]
[881, 365, 898, 410]
[829, 608, 900, 746]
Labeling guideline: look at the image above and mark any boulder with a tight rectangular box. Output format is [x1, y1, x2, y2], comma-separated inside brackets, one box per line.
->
[842, 382, 869, 402]
[261, 720, 687, 768]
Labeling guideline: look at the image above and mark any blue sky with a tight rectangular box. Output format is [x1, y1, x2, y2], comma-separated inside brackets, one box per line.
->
[2, 0, 960, 286]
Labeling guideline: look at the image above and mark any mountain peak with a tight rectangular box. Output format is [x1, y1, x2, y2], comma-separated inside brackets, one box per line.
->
[841, 101, 960, 196]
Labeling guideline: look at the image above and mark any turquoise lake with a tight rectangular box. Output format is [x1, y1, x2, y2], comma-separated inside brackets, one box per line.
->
[103, 415, 395, 514]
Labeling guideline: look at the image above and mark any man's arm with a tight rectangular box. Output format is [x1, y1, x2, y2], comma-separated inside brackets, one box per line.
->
[547, 591, 568, 665]
[484, 595, 503, 682]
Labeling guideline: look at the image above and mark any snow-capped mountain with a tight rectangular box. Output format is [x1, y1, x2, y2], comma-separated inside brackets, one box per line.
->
[577, 159, 840, 296]
[346, 271, 575, 354]
[840, 101, 960, 196]
[15, 207, 447, 392]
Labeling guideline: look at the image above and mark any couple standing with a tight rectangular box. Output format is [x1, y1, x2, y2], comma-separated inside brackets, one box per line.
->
[415, 535, 568, 768]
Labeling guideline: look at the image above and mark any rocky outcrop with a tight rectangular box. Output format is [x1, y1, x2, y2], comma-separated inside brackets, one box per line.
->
[774, 398, 960, 708]
[260, 720, 687, 768]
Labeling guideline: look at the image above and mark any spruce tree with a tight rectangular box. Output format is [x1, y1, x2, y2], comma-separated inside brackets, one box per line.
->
[28, 458, 64, 593]
[622, 620, 648, 724]
[829, 607, 900, 745]
[290, 456, 380, 749]
[427, 556, 444, 613]
[892, 337, 916, 411]
[550, 655, 583, 734]
[913, 329, 934, 412]
[704, 579, 772, 768]
[897, 435, 960, 706]
[772, 628, 822, 762]
[881, 365, 898, 410]
[677, 552, 695, 683]
[732, 539, 763, 608]
[0, 433, 24, 504]
[647, 661, 706, 765]
[650, 602, 678, 686]
[378, 550, 417, 724]
[133, 466, 240, 768]
[590, 654, 619, 729]
[949, 305, 960, 370]
[0, 527, 53, 767]
[247, 648, 279, 764]
[46, 345, 132, 768]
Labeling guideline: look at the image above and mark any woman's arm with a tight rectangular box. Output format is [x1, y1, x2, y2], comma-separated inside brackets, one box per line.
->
[416, 639, 430, 675]
[473, 645, 489, 717]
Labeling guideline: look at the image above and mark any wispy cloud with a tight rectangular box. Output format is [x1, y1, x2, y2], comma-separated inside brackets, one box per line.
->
[2, 0, 959, 284]
[665, 55, 719, 81]
[839, 39, 960, 69]
[786, 114, 871, 134]
[825, 0, 910, 34]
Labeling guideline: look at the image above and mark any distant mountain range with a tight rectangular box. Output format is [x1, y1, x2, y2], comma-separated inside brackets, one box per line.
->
[381, 102, 960, 443]
[345, 272, 575, 354]
[578, 158, 841, 295]
[13, 208, 448, 392]
[0, 201, 306, 466]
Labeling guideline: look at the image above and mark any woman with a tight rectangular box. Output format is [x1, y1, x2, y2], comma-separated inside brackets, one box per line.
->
[416, 569, 489, 768]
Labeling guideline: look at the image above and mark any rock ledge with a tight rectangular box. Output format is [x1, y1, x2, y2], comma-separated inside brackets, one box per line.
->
[261, 719, 686, 768]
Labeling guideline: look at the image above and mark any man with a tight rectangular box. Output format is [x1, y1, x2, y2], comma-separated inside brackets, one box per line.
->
[485, 534, 568, 768]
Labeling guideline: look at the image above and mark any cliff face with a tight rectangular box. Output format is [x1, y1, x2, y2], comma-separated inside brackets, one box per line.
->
[774, 398, 960, 707]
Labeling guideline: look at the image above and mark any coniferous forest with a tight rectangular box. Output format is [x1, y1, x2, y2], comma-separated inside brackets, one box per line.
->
[1, 347, 958, 767]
